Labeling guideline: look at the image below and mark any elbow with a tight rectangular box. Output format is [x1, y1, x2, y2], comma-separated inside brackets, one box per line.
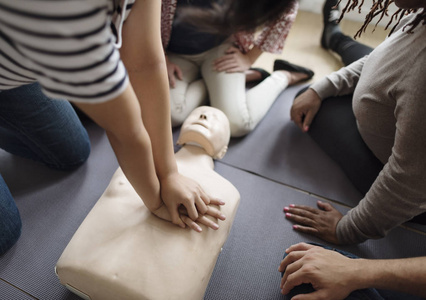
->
[125, 58, 166, 77]
[105, 121, 147, 147]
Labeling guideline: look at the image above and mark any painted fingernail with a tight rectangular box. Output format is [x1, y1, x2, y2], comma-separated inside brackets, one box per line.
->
[283, 207, 289, 212]
[285, 213, 291, 217]
[293, 225, 298, 229]
[290, 204, 295, 207]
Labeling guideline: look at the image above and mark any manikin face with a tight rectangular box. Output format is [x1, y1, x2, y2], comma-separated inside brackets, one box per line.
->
[177, 106, 231, 159]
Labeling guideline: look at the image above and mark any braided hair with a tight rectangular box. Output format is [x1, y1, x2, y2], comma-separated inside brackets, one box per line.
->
[337, 0, 426, 37]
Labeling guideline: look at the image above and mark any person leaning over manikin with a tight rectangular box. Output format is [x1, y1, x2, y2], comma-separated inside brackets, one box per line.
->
[0, 0, 223, 256]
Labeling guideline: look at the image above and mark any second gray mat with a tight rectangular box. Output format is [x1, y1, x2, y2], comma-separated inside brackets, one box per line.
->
[205, 162, 426, 300]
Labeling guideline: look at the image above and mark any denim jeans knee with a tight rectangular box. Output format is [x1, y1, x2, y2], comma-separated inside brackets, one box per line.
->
[0, 83, 91, 170]
[0, 175, 22, 255]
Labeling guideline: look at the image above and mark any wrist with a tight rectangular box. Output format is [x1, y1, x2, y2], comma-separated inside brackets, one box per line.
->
[246, 46, 263, 65]
[351, 259, 377, 290]
[309, 79, 335, 101]
[152, 150, 179, 181]
[307, 88, 322, 103]
[158, 169, 179, 183]
[247, 53, 257, 65]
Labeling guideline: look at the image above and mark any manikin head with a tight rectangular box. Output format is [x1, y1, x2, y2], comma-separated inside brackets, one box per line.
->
[177, 106, 231, 160]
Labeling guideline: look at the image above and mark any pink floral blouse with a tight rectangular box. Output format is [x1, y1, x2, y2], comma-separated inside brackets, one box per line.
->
[160, 0, 298, 54]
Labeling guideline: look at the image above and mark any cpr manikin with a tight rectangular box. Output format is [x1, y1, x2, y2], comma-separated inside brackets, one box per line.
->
[55, 106, 240, 300]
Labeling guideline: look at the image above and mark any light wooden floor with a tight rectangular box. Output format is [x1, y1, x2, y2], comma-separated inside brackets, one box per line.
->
[253, 10, 390, 82]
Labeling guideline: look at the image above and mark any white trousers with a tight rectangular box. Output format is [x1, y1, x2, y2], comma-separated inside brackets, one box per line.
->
[168, 42, 289, 137]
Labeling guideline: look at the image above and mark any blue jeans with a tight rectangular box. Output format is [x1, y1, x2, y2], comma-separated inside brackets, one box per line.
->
[0, 83, 91, 255]
[281, 243, 384, 300]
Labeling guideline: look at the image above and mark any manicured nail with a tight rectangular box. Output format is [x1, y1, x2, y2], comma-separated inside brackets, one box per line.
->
[289, 204, 295, 208]
[285, 213, 291, 217]
[293, 225, 298, 229]
[283, 207, 289, 212]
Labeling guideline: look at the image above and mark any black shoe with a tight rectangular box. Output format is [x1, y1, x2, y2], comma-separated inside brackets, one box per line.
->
[249, 67, 270, 82]
[273, 59, 314, 81]
[321, 0, 342, 49]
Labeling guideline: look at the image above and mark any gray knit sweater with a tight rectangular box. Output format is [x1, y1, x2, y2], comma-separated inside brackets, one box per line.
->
[310, 13, 426, 244]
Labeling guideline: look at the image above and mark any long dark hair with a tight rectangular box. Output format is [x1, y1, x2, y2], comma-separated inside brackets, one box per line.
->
[176, 0, 298, 34]
[337, 0, 426, 37]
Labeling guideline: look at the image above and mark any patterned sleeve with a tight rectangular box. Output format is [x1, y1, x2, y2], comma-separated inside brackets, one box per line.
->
[254, 1, 298, 54]
[0, 0, 128, 103]
[233, 1, 298, 54]
[160, 0, 177, 50]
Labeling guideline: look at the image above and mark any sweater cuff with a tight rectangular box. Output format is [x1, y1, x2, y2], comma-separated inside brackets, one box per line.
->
[336, 214, 369, 245]
[310, 78, 336, 101]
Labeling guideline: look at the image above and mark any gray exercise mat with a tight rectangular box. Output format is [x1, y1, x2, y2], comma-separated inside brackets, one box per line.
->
[0, 279, 35, 300]
[0, 121, 118, 300]
[217, 84, 364, 207]
[1, 115, 425, 300]
[205, 162, 426, 300]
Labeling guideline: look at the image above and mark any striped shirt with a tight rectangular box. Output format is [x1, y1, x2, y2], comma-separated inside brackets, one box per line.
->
[0, 0, 134, 103]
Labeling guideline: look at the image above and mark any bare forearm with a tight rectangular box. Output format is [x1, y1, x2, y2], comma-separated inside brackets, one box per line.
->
[127, 64, 177, 180]
[120, 0, 177, 180]
[355, 257, 426, 297]
[106, 127, 162, 212]
[246, 45, 263, 65]
[74, 86, 162, 211]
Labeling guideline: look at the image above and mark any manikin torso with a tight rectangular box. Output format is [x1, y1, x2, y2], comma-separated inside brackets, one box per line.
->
[56, 107, 240, 300]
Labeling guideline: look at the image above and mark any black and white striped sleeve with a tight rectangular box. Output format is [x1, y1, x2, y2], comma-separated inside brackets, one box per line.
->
[0, 0, 128, 103]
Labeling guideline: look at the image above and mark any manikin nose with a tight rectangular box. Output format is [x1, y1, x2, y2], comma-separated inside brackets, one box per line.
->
[199, 114, 207, 120]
